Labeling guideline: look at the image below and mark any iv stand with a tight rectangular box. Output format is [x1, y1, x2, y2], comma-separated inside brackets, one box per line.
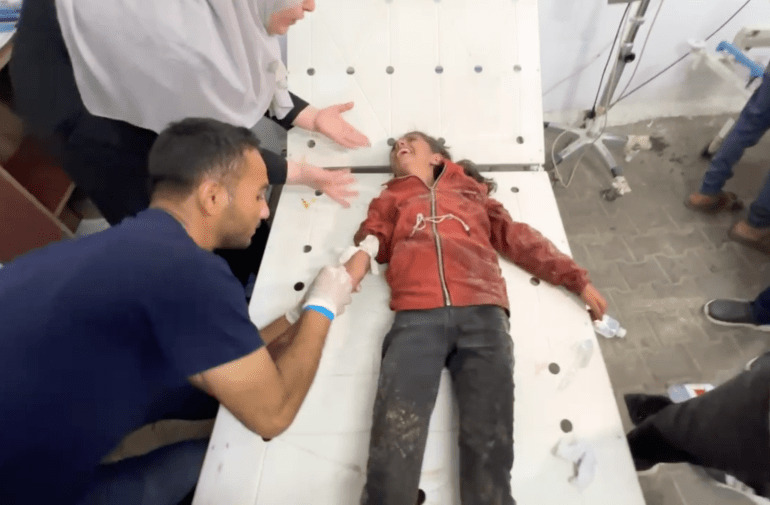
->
[544, 0, 652, 200]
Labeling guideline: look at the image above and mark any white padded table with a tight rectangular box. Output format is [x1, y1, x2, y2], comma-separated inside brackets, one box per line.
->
[193, 174, 644, 505]
[194, 1, 644, 503]
[286, 0, 545, 168]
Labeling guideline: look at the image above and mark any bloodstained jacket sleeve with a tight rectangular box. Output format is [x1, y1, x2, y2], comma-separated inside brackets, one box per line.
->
[486, 197, 591, 295]
[353, 194, 396, 264]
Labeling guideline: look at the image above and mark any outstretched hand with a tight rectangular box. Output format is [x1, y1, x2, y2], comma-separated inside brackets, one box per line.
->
[580, 284, 608, 321]
[300, 164, 359, 208]
[314, 102, 371, 149]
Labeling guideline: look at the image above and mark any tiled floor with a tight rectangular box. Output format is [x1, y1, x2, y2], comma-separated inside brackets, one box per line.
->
[549, 114, 770, 505]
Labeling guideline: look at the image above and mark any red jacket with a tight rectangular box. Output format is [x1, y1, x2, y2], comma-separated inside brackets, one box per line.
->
[354, 161, 591, 313]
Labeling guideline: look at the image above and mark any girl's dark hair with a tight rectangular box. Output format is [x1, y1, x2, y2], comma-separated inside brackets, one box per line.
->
[400, 131, 496, 194]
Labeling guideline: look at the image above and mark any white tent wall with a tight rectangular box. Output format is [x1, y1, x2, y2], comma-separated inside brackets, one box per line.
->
[539, 0, 770, 126]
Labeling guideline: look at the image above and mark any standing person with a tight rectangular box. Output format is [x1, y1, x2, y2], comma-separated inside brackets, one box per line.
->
[0, 118, 356, 505]
[686, 72, 770, 253]
[10, 0, 369, 282]
[342, 132, 608, 505]
[703, 287, 770, 332]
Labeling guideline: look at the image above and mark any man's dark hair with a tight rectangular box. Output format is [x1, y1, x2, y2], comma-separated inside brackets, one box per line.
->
[148, 118, 262, 197]
[391, 131, 497, 194]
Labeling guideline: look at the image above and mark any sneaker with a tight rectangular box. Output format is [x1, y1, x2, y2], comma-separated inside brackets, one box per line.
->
[701, 468, 770, 504]
[704, 299, 770, 332]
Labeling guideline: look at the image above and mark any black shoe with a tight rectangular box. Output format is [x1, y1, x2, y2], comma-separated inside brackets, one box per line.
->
[624, 394, 673, 426]
[633, 458, 661, 475]
[704, 299, 770, 332]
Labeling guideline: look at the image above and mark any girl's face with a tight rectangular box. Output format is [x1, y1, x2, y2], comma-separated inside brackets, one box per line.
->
[267, 0, 316, 35]
[390, 133, 443, 177]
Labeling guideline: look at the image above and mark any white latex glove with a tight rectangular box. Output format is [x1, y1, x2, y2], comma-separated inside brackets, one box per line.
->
[285, 290, 308, 325]
[302, 265, 354, 318]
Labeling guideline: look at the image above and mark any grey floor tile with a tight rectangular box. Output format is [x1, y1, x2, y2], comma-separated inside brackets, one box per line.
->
[587, 261, 630, 292]
[601, 312, 662, 354]
[698, 222, 738, 249]
[670, 464, 758, 505]
[640, 343, 700, 384]
[617, 260, 669, 290]
[654, 251, 710, 284]
[584, 234, 636, 264]
[567, 242, 594, 271]
[647, 309, 709, 345]
[695, 243, 753, 275]
[650, 278, 706, 307]
[610, 284, 666, 318]
[638, 472, 686, 505]
[604, 349, 657, 392]
[663, 228, 714, 255]
[625, 233, 679, 262]
[684, 337, 744, 379]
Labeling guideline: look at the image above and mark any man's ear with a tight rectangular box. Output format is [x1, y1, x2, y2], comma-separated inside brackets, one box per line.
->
[196, 179, 230, 216]
[430, 154, 444, 166]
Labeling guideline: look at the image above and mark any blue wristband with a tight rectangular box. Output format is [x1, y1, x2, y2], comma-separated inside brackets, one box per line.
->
[305, 305, 335, 321]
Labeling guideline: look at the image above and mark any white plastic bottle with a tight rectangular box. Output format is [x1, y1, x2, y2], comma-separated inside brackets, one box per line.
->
[558, 339, 594, 391]
[594, 315, 627, 339]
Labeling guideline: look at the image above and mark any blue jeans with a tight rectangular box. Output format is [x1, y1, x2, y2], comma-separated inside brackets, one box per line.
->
[752, 286, 770, 325]
[700, 74, 770, 228]
[75, 384, 216, 505]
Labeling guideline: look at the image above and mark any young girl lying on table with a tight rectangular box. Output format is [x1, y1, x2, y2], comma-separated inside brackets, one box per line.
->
[341, 132, 608, 505]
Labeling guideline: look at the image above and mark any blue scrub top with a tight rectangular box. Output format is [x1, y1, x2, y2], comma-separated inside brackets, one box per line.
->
[0, 209, 264, 504]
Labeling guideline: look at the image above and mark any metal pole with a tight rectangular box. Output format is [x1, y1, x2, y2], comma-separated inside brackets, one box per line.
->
[597, 0, 652, 113]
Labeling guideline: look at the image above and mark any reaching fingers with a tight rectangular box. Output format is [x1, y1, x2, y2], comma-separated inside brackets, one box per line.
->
[336, 102, 355, 113]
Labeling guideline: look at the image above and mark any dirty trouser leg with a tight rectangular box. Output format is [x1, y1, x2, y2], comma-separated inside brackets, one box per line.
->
[626, 363, 770, 496]
[701, 73, 770, 195]
[752, 285, 770, 325]
[447, 306, 515, 505]
[361, 308, 452, 505]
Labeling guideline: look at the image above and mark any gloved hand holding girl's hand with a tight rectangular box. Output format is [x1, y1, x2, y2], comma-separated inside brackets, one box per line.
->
[286, 265, 355, 324]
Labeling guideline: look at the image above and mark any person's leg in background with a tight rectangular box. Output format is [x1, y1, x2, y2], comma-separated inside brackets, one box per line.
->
[447, 306, 515, 505]
[727, 171, 770, 252]
[703, 285, 770, 330]
[688, 73, 770, 212]
[625, 363, 770, 497]
[63, 113, 157, 225]
[9, 0, 156, 226]
[361, 309, 452, 505]
[751, 285, 770, 326]
[76, 439, 208, 505]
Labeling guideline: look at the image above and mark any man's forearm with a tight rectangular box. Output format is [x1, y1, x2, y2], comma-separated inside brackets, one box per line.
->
[265, 320, 300, 361]
[272, 310, 332, 427]
[259, 315, 293, 345]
